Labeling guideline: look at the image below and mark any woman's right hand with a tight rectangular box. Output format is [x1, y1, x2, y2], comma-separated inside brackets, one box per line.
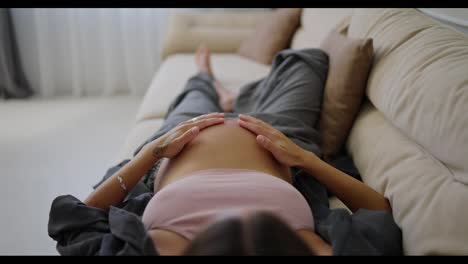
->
[237, 114, 314, 167]
[141, 112, 225, 161]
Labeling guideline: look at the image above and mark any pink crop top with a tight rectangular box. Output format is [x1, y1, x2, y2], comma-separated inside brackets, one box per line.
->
[142, 168, 314, 240]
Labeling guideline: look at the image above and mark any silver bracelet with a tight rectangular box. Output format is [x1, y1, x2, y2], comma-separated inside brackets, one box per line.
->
[116, 174, 128, 194]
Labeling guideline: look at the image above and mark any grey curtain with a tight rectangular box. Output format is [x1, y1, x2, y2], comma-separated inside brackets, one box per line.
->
[0, 8, 32, 99]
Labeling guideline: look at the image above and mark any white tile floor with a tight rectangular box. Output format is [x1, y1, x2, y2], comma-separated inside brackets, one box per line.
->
[0, 95, 142, 255]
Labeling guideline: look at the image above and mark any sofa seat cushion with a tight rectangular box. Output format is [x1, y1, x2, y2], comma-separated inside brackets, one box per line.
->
[135, 54, 271, 122]
[348, 102, 468, 255]
[117, 118, 165, 161]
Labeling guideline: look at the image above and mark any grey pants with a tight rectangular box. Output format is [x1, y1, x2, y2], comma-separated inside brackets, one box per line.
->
[134, 48, 329, 157]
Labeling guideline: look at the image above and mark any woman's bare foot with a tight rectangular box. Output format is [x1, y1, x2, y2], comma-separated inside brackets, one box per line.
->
[195, 44, 237, 112]
[195, 44, 213, 76]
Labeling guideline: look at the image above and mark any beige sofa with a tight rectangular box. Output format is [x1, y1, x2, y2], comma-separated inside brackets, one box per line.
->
[117, 9, 468, 255]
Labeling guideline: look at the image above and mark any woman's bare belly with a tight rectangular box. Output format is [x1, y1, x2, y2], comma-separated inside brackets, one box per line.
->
[147, 118, 331, 255]
[155, 118, 292, 191]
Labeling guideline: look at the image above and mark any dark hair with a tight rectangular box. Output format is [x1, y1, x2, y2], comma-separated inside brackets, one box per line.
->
[183, 211, 314, 256]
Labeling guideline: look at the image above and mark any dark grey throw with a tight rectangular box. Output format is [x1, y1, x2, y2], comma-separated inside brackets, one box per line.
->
[48, 49, 402, 255]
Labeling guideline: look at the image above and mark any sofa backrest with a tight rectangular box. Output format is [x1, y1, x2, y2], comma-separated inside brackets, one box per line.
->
[349, 8, 468, 186]
[346, 8, 468, 255]
[291, 8, 352, 50]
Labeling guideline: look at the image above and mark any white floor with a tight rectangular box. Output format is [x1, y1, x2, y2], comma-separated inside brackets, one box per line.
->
[0, 95, 142, 255]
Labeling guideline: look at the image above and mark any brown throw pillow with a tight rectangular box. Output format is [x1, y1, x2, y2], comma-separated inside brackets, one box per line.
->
[319, 30, 374, 161]
[237, 8, 302, 65]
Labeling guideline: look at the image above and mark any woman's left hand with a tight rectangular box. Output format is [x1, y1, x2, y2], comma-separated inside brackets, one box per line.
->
[140, 112, 225, 161]
[237, 114, 307, 167]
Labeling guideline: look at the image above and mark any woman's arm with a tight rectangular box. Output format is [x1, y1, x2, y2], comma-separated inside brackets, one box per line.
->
[84, 113, 225, 210]
[84, 148, 160, 210]
[237, 114, 391, 213]
[297, 151, 391, 213]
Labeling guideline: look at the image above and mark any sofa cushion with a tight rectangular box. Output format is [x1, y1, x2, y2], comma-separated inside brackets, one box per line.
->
[319, 30, 374, 161]
[291, 8, 352, 50]
[161, 10, 270, 60]
[347, 8, 468, 255]
[348, 102, 468, 255]
[349, 8, 468, 185]
[135, 54, 271, 122]
[237, 8, 302, 65]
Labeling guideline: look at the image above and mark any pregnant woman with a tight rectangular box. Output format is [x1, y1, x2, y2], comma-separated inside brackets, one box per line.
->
[48, 46, 402, 256]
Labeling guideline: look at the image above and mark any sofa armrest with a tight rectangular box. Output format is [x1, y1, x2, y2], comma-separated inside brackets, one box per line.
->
[160, 10, 271, 60]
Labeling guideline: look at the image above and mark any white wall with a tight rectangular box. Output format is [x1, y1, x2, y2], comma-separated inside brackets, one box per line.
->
[418, 8, 468, 34]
